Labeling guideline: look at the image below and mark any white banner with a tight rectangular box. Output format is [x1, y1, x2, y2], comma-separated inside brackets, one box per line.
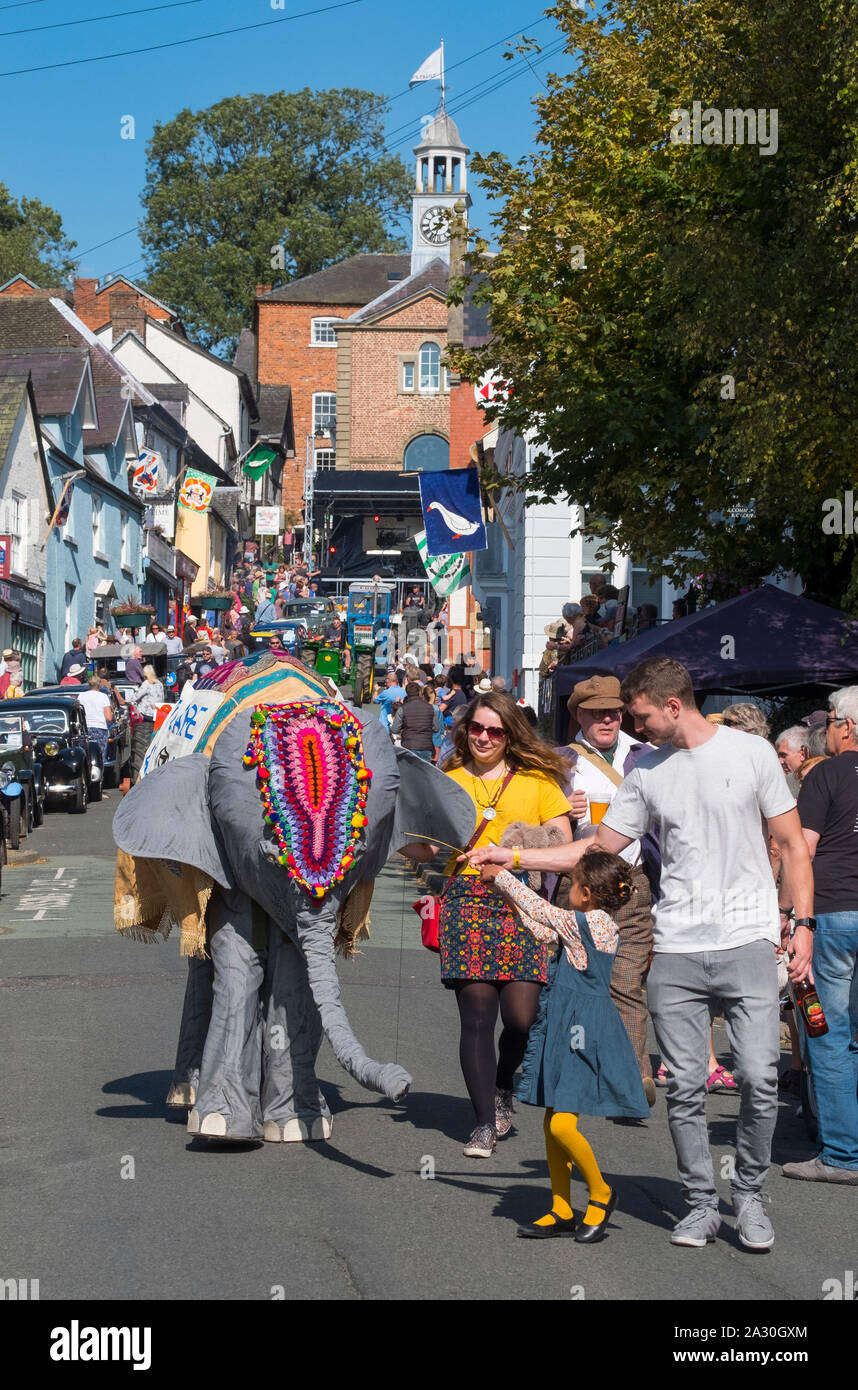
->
[255, 505, 282, 535]
[140, 685, 224, 777]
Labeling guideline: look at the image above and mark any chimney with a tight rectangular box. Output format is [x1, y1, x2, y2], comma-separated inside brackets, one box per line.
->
[110, 287, 147, 344]
[255, 284, 272, 297]
[74, 277, 99, 328]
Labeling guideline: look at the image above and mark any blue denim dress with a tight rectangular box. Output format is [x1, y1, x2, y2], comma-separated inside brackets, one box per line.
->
[516, 910, 649, 1119]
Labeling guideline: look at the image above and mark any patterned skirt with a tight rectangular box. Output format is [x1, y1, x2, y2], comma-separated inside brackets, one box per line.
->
[439, 875, 550, 987]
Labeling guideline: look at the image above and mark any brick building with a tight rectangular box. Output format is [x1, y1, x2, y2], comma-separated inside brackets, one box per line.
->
[71, 276, 176, 333]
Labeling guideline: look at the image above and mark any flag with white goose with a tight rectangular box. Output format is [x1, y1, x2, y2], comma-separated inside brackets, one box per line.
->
[414, 531, 472, 597]
[417, 465, 486, 556]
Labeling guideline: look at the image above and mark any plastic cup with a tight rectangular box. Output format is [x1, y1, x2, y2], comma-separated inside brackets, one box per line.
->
[589, 799, 610, 825]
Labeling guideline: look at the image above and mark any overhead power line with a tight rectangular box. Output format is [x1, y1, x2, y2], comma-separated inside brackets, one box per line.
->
[0, 0, 203, 40]
[0, 0, 365, 77]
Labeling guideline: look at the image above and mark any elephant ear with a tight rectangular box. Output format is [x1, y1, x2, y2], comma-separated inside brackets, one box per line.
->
[112, 754, 233, 889]
[390, 747, 476, 859]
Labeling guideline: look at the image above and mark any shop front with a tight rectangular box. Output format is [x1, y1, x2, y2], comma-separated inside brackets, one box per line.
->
[0, 579, 46, 689]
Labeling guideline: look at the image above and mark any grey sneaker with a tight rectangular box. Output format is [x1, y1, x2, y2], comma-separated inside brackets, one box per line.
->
[782, 1156, 858, 1185]
[670, 1205, 722, 1247]
[463, 1124, 496, 1158]
[733, 1191, 774, 1251]
[495, 1088, 514, 1138]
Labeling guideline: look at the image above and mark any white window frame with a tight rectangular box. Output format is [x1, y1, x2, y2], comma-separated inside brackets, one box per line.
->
[64, 583, 75, 651]
[310, 318, 341, 347]
[314, 449, 336, 471]
[92, 493, 104, 552]
[418, 342, 441, 393]
[402, 360, 415, 393]
[9, 491, 27, 573]
[120, 510, 129, 569]
[312, 392, 336, 436]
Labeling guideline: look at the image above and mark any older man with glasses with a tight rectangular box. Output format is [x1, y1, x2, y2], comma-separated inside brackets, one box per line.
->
[561, 676, 661, 1107]
[783, 689, 858, 1184]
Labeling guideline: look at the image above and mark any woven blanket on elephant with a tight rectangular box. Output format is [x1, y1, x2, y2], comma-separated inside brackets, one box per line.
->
[114, 846, 214, 958]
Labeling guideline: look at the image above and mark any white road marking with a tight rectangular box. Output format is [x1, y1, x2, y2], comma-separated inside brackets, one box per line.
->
[54, 867, 65, 879]
[14, 873, 77, 920]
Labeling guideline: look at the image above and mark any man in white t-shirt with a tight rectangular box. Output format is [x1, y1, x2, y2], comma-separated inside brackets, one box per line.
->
[77, 676, 114, 779]
[471, 657, 814, 1253]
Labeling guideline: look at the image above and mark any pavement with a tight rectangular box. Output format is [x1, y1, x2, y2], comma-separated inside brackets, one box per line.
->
[0, 793, 855, 1304]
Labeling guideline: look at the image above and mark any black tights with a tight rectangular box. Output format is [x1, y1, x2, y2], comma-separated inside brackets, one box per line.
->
[454, 980, 543, 1128]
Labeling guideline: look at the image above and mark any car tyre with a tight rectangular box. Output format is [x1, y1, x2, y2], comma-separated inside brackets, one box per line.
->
[32, 791, 44, 828]
[89, 770, 103, 802]
[72, 773, 88, 814]
[7, 796, 21, 849]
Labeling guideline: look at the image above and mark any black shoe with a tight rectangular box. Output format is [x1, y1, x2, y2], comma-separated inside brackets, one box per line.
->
[574, 1189, 618, 1244]
[517, 1212, 579, 1239]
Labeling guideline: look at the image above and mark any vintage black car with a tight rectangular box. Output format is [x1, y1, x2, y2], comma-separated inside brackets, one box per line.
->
[0, 709, 45, 846]
[29, 682, 131, 788]
[6, 695, 103, 811]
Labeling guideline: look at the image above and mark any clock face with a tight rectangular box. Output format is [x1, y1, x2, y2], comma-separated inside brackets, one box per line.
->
[420, 206, 451, 245]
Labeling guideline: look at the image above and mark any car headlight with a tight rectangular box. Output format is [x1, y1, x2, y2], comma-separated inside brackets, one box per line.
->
[43, 741, 60, 757]
[1, 760, 14, 776]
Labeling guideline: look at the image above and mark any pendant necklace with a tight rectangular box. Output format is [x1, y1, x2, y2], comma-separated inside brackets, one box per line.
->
[471, 762, 508, 820]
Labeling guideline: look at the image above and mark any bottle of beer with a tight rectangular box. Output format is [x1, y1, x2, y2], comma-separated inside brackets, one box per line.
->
[793, 980, 829, 1037]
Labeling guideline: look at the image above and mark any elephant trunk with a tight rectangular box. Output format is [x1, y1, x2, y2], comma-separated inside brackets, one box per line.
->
[294, 904, 411, 1103]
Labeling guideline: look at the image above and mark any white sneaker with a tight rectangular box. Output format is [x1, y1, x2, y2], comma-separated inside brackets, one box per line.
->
[733, 1191, 774, 1250]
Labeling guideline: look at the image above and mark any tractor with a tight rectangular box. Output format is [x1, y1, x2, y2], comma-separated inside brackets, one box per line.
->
[346, 582, 393, 706]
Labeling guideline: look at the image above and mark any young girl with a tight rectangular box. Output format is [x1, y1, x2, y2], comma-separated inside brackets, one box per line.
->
[481, 850, 649, 1244]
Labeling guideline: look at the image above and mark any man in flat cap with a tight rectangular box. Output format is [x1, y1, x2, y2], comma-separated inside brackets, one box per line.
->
[563, 674, 659, 1108]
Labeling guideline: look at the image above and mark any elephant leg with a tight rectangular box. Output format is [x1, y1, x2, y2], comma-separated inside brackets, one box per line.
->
[261, 922, 332, 1143]
[188, 890, 267, 1141]
[166, 954, 214, 1108]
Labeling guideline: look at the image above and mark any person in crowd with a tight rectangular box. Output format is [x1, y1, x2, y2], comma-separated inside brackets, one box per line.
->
[438, 664, 468, 719]
[806, 724, 831, 759]
[193, 615, 215, 643]
[148, 620, 164, 643]
[254, 587, 277, 625]
[672, 598, 688, 621]
[124, 646, 145, 686]
[59, 636, 85, 681]
[483, 850, 648, 1241]
[491, 676, 507, 694]
[474, 675, 494, 696]
[401, 653, 425, 684]
[130, 664, 165, 779]
[783, 688, 858, 1184]
[596, 584, 621, 629]
[390, 681, 439, 761]
[85, 625, 107, 654]
[193, 646, 215, 678]
[182, 622, 199, 651]
[539, 626, 562, 678]
[163, 624, 184, 655]
[401, 692, 573, 1158]
[588, 573, 608, 601]
[175, 661, 195, 697]
[437, 702, 467, 767]
[60, 662, 88, 686]
[516, 700, 539, 727]
[208, 630, 227, 665]
[776, 726, 809, 795]
[421, 682, 445, 762]
[636, 603, 658, 633]
[470, 656, 814, 1250]
[721, 702, 770, 738]
[273, 584, 290, 618]
[561, 676, 659, 1107]
[323, 614, 350, 670]
[0, 648, 24, 697]
[373, 670, 407, 733]
[77, 674, 114, 780]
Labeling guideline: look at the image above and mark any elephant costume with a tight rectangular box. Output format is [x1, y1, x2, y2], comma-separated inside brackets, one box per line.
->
[112, 649, 474, 1142]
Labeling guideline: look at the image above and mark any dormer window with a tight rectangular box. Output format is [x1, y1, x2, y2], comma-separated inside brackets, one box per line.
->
[310, 318, 341, 346]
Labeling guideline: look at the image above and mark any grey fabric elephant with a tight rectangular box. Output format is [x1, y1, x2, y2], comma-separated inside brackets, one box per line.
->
[113, 704, 474, 1142]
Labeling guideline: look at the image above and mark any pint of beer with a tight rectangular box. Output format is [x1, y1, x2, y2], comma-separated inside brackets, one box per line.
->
[589, 799, 610, 825]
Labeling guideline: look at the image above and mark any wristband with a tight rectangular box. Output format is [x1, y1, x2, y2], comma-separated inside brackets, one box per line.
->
[512, 849, 521, 870]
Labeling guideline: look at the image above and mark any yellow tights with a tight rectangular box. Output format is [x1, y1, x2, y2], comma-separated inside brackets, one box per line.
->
[534, 1108, 613, 1228]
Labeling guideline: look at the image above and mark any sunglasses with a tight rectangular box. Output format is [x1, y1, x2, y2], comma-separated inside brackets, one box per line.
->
[468, 719, 506, 743]
[827, 714, 849, 726]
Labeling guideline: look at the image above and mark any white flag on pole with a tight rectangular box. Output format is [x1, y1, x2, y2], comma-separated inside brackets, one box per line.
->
[410, 46, 443, 86]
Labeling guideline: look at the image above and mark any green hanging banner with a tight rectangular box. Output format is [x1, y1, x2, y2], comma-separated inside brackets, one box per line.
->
[242, 445, 277, 481]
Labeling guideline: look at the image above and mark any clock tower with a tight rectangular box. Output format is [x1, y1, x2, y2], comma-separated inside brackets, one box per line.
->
[411, 111, 470, 275]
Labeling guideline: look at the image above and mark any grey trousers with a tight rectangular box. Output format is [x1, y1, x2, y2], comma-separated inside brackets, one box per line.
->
[647, 940, 780, 1206]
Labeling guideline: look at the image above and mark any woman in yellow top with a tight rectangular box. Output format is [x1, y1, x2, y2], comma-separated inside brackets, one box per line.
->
[404, 692, 573, 1157]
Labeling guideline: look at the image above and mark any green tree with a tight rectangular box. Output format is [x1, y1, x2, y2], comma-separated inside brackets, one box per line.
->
[0, 184, 77, 287]
[452, 0, 858, 610]
[140, 89, 411, 354]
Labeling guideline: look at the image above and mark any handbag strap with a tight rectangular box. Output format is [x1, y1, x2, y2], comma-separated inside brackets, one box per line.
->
[571, 741, 625, 789]
[442, 767, 517, 896]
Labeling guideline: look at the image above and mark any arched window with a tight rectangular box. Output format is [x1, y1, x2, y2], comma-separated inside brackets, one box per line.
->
[403, 434, 449, 472]
[419, 342, 440, 392]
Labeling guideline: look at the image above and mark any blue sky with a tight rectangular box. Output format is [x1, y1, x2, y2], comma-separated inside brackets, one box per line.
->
[0, 0, 574, 287]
